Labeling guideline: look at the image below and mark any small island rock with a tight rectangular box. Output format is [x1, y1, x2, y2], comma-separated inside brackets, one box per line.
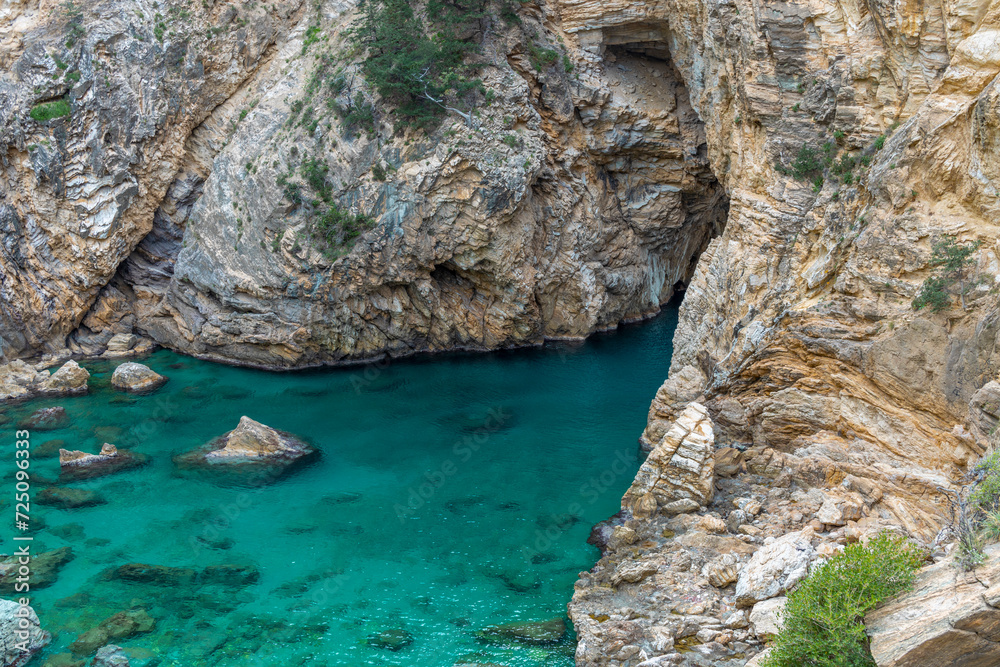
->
[59, 444, 146, 481]
[110, 363, 167, 394]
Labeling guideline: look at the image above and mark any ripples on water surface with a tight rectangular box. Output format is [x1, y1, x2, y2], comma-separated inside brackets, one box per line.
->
[4, 306, 678, 666]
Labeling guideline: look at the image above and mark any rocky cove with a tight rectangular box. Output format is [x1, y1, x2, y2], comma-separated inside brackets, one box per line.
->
[3, 0, 1000, 665]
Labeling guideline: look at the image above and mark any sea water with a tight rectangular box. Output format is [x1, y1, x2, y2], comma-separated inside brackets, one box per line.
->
[3, 306, 678, 666]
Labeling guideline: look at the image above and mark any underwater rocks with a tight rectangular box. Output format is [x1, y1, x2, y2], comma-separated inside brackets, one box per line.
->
[0, 360, 89, 402]
[37, 487, 106, 509]
[366, 628, 414, 651]
[110, 363, 167, 394]
[91, 644, 131, 667]
[59, 444, 147, 481]
[109, 563, 259, 588]
[476, 618, 567, 646]
[69, 609, 155, 655]
[174, 417, 315, 480]
[18, 406, 69, 431]
[0, 547, 73, 593]
[0, 598, 50, 667]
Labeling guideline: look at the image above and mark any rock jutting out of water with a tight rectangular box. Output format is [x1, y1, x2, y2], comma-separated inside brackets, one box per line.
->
[173, 416, 316, 483]
[110, 363, 168, 394]
[59, 444, 148, 481]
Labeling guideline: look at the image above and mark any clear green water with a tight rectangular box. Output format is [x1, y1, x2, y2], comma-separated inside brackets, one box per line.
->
[3, 307, 678, 667]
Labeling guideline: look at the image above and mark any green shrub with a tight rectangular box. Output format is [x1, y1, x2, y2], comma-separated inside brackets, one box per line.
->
[29, 98, 71, 122]
[764, 532, 924, 667]
[911, 236, 982, 312]
[791, 144, 823, 180]
[911, 276, 950, 312]
[528, 43, 559, 72]
[351, 0, 486, 131]
[873, 134, 886, 150]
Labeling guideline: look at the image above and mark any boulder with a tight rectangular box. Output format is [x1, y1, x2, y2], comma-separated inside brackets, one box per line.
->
[735, 528, 816, 607]
[0, 598, 50, 667]
[59, 444, 147, 481]
[110, 363, 167, 394]
[611, 561, 659, 586]
[18, 406, 69, 431]
[0, 360, 45, 401]
[174, 417, 315, 478]
[69, 610, 155, 655]
[744, 648, 773, 667]
[623, 403, 716, 520]
[867, 542, 1000, 667]
[91, 644, 130, 667]
[476, 618, 567, 646]
[703, 553, 740, 588]
[105, 333, 139, 357]
[749, 596, 786, 640]
[39, 360, 90, 396]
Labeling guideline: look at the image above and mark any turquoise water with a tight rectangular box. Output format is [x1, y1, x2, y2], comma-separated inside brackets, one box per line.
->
[3, 307, 678, 667]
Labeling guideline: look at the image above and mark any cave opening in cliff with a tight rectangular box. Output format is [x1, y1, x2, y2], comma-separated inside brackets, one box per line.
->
[602, 36, 729, 303]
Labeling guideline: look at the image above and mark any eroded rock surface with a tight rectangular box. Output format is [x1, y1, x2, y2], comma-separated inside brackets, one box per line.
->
[867, 543, 1000, 667]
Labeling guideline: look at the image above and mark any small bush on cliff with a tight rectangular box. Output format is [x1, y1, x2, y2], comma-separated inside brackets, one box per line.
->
[29, 98, 72, 122]
[912, 236, 982, 312]
[763, 531, 924, 667]
[351, 0, 488, 131]
[952, 449, 1000, 569]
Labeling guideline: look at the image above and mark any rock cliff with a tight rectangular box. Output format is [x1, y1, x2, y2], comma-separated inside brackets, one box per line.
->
[560, 0, 1000, 663]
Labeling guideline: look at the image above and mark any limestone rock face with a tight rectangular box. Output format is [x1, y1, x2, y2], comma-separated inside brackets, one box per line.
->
[735, 528, 816, 608]
[0, 599, 49, 667]
[867, 543, 1000, 667]
[623, 402, 716, 520]
[0, 0, 305, 360]
[110, 363, 167, 394]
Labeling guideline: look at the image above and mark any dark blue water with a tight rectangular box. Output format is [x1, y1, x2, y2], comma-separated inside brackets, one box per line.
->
[3, 306, 678, 666]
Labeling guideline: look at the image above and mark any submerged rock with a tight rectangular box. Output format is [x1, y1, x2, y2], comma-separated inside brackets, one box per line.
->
[0, 547, 74, 593]
[174, 416, 315, 480]
[18, 406, 69, 431]
[476, 618, 567, 646]
[367, 628, 413, 651]
[0, 598, 50, 667]
[34, 439, 67, 459]
[37, 487, 106, 509]
[69, 610, 155, 655]
[110, 562, 259, 588]
[110, 363, 167, 394]
[59, 444, 147, 481]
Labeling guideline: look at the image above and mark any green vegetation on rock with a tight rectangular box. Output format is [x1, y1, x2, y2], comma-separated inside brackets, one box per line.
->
[763, 532, 924, 667]
[350, 0, 492, 130]
[29, 98, 72, 122]
[912, 236, 982, 312]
